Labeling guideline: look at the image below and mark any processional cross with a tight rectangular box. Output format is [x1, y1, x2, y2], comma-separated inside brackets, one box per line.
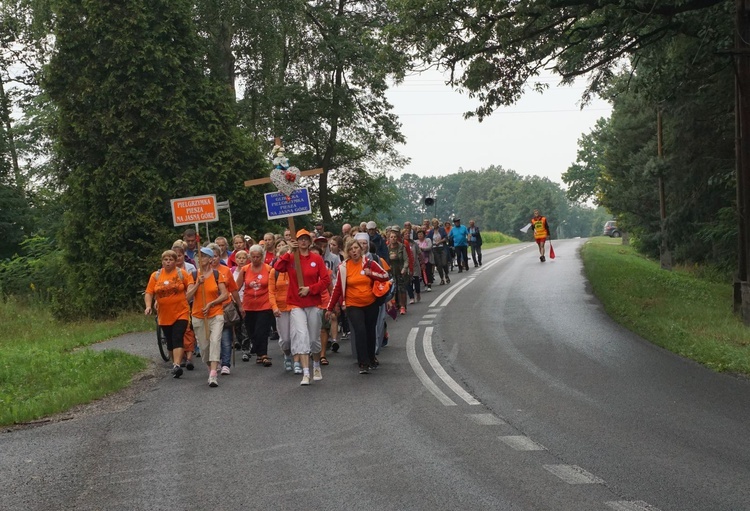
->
[244, 137, 323, 287]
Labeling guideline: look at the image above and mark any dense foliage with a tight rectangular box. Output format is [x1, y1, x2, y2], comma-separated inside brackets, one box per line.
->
[44, 0, 266, 317]
[386, 168, 610, 239]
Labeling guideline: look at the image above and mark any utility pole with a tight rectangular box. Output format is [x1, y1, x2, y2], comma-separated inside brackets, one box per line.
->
[736, 0, 750, 323]
[657, 107, 672, 271]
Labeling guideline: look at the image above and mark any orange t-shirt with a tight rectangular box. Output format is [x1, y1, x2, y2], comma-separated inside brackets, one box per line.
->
[344, 259, 376, 308]
[216, 264, 238, 306]
[318, 268, 333, 310]
[191, 269, 226, 319]
[268, 268, 290, 312]
[146, 268, 192, 326]
[241, 263, 272, 311]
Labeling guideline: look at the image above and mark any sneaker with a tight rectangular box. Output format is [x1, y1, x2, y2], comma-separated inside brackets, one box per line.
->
[208, 375, 219, 387]
[180, 360, 186, 368]
[195, 349, 201, 358]
[359, 364, 370, 374]
[331, 340, 340, 353]
[185, 360, 194, 371]
[382, 332, 389, 347]
[313, 367, 323, 381]
[446, 277, 451, 284]
[220, 366, 230, 375]
[234, 341, 241, 349]
[293, 362, 303, 374]
[171, 365, 183, 378]
[399, 307, 406, 315]
[270, 331, 280, 341]
[242, 353, 250, 362]
[426, 286, 431, 292]
[300, 375, 311, 386]
[540, 255, 544, 262]
[416, 294, 421, 303]
[409, 298, 415, 304]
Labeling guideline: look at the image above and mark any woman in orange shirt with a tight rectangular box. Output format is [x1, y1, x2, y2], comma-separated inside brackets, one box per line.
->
[145, 250, 193, 378]
[326, 238, 389, 374]
[186, 246, 228, 387]
[235, 244, 274, 366]
[269, 244, 293, 371]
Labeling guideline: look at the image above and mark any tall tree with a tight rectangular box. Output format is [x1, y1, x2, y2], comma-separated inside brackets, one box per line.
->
[44, 0, 265, 317]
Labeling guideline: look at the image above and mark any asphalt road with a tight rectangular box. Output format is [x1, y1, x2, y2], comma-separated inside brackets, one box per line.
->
[1, 239, 749, 511]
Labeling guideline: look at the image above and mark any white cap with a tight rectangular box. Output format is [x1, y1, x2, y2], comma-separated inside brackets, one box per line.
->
[366, 221, 377, 229]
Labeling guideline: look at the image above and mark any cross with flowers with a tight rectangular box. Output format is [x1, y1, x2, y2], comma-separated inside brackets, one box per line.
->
[244, 137, 323, 286]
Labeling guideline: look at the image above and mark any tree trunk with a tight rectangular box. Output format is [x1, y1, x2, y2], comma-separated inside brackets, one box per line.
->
[0, 77, 23, 191]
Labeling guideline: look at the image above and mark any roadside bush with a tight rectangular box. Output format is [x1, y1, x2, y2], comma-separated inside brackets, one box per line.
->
[0, 236, 65, 303]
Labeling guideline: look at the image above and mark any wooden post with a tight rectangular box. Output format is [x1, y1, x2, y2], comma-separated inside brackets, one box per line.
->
[244, 137, 323, 288]
[657, 108, 672, 271]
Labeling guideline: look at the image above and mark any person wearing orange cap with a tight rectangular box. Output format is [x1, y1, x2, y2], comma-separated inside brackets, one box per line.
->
[273, 228, 331, 386]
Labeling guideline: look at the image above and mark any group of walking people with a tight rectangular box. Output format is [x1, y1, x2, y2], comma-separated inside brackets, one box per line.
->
[144, 215, 486, 386]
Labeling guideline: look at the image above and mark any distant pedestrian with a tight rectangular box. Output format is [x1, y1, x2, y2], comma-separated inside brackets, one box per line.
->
[467, 219, 483, 267]
[531, 209, 551, 262]
[448, 217, 469, 272]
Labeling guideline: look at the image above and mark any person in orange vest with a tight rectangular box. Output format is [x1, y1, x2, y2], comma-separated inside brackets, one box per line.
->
[531, 209, 551, 262]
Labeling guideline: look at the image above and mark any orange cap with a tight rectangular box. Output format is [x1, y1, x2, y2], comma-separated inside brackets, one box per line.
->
[295, 228, 312, 239]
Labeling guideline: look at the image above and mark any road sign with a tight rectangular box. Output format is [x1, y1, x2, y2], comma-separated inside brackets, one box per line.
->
[264, 188, 312, 220]
[170, 194, 219, 226]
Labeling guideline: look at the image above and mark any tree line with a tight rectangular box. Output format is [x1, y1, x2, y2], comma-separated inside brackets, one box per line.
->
[0, 0, 736, 317]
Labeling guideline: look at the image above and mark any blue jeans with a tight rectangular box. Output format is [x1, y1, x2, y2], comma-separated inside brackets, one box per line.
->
[220, 324, 233, 368]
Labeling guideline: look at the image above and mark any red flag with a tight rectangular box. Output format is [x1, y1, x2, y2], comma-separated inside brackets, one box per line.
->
[549, 241, 556, 259]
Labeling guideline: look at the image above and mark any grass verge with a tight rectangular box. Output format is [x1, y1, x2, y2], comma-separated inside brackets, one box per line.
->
[0, 299, 152, 426]
[481, 231, 521, 250]
[581, 237, 750, 376]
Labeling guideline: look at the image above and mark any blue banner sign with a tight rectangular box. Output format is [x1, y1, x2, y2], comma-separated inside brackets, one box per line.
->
[265, 188, 312, 220]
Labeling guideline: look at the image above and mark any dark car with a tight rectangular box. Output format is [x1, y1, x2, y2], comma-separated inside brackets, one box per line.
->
[603, 220, 621, 238]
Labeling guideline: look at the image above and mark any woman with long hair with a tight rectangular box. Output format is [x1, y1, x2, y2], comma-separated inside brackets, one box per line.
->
[387, 230, 410, 315]
[326, 238, 389, 373]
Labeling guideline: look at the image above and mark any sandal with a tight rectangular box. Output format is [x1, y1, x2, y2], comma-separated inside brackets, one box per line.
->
[256, 356, 264, 364]
[260, 355, 272, 367]
[320, 357, 329, 366]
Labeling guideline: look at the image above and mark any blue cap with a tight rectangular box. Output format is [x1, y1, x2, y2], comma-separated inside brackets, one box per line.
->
[199, 246, 215, 257]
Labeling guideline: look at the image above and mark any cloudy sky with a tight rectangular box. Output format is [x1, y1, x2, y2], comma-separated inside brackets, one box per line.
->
[385, 69, 612, 184]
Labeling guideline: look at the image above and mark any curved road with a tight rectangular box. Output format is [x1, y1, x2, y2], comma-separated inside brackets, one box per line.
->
[1, 239, 748, 510]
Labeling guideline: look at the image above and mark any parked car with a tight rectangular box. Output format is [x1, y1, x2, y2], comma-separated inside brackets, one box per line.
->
[603, 220, 621, 238]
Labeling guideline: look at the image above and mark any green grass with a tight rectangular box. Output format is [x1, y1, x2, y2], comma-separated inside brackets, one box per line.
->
[482, 231, 521, 249]
[582, 238, 750, 376]
[0, 299, 152, 426]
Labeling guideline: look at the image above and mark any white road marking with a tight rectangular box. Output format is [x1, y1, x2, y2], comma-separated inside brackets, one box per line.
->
[406, 328, 456, 406]
[422, 327, 480, 405]
[428, 308, 442, 313]
[422, 314, 438, 318]
[467, 413, 506, 425]
[498, 435, 546, 451]
[418, 321, 433, 326]
[605, 501, 661, 511]
[474, 254, 509, 273]
[433, 277, 474, 307]
[543, 464, 605, 484]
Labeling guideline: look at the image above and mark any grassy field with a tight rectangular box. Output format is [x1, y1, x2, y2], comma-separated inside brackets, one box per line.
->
[481, 231, 521, 249]
[582, 237, 750, 376]
[0, 299, 152, 426]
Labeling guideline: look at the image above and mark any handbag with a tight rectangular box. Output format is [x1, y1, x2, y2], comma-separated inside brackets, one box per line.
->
[223, 301, 242, 325]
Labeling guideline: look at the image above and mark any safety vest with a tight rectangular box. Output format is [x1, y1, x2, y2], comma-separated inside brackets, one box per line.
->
[532, 216, 548, 238]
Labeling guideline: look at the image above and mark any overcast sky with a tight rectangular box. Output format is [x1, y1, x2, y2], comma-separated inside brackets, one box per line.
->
[385, 70, 612, 184]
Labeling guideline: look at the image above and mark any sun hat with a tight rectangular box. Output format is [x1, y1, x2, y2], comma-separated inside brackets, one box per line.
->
[199, 246, 215, 257]
[354, 232, 370, 242]
[366, 221, 377, 229]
